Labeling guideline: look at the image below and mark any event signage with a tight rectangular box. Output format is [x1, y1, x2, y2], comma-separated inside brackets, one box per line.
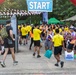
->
[26, 0, 53, 12]
[65, 51, 74, 60]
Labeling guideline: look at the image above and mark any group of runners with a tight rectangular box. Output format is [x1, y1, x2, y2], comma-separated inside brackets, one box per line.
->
[18, 23, 76, 68]
[0, 22, 76, 68]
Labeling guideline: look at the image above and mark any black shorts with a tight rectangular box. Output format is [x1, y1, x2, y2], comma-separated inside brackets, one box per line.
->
[34, 40, 40, 47]
[54, 46, 62, 55]
[4, 38, 14, 48]
[22, 35, 26, 39]
[68, 43, 74, 50]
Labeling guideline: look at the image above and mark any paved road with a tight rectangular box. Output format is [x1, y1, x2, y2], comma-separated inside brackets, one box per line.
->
[0, 40, 76, 75]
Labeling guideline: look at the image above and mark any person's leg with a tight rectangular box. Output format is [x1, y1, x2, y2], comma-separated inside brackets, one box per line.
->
[0, 51, 1, 55]
[2, 48, 9, 62]
[54, 47, 61, 66]
[25, 35, 28, 44]
[54, 46, 64, 68]
[48, 41, 52, 50]
[23, 38, 26, 45]
[10, 47, 18, 65]
[29, 38, 33, 50]
[1, 48, 9, 67]
[33, 46, 37, 56]
[37, 40, 41, 58]
[45, 40, 48, 50]
[54, 54, 60, 63]
[37, 47, 40, 55]
[10, 47, 15, 61]
[33, 41, 37, 56]
[19, 36, 22, 45]
[37, 46, 41, 58]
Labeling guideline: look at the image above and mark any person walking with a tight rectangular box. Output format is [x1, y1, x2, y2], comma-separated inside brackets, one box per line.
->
[33, 24, 42, 58]
[0, 20, 18, 67]
[52, 29, 65, 68]
[29, 26, 34, 50]
[21, 24, 28, 45]
[45, 29, 53, 50]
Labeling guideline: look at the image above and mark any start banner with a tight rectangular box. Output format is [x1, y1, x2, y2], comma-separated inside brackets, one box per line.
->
[26, 0, 53, 12]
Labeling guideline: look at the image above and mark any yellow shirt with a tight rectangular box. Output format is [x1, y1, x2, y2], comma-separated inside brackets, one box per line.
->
[18, 25, 20, 29]
[26, 25, 32, 32]
[59, 28, 62, 33]
[64, 27, 69, 32]
[33, 28, 42, 41]
[53, 28, 62, 35]
[52, 34, 64, 47]
[21, 27, 28, 36]
[53, 29, 56, 35]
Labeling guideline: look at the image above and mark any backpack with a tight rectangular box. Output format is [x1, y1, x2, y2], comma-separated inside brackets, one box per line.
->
[0, 27, 8, 39]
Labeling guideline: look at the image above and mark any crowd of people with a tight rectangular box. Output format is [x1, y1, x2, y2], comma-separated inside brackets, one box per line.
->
[0, 22, 76, 68]
[18, 23, 76, 68]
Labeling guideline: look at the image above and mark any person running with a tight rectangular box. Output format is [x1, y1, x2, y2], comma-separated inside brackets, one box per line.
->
[33, 24, 42, 58]
[52, 28, 65, 68]
[0, 20, 18, 67]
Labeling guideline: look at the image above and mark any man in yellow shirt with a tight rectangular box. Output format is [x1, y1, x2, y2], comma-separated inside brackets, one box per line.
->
[52, 29, 65, 68]
[33, 24, 42, 58]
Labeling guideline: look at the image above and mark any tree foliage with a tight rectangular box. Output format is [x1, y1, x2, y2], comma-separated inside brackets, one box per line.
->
[0, 0, 27, 10]
[0, 0, 76, 20]
[53, 0, 76, 19]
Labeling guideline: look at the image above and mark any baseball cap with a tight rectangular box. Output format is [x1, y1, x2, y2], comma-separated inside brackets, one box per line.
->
[6, 20, 11, 24]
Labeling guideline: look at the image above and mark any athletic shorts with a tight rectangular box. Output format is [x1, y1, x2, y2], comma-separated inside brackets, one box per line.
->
[45, 40, 52, 49]
[4, 38, 14, 48]
[34, 40, 40, 47]
[68, 43, 74, 50]
[54, 46, 62, 55]
[22, 35, 26, 39]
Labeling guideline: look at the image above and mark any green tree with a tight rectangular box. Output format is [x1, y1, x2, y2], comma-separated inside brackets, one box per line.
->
[53, 0, 76, 19]
[0, 0, 76, 20]
[0, 0, 27, 10]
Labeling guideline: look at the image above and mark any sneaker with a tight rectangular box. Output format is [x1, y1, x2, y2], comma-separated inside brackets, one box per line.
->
[33, 53, 36, 56]
[1, 62, 6, 67]
[37, 55, 41, 58]
[55, 63, 59, 67]
[60, 61, 64, 68]
[13, 61, 18, 66]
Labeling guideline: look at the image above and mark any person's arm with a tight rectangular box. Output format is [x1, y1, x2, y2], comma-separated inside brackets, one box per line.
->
[9, 30, 15, 41]
[62, 37, 66, 51]
[51, 37, 54, 50]
[73, 41, 76, 49]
